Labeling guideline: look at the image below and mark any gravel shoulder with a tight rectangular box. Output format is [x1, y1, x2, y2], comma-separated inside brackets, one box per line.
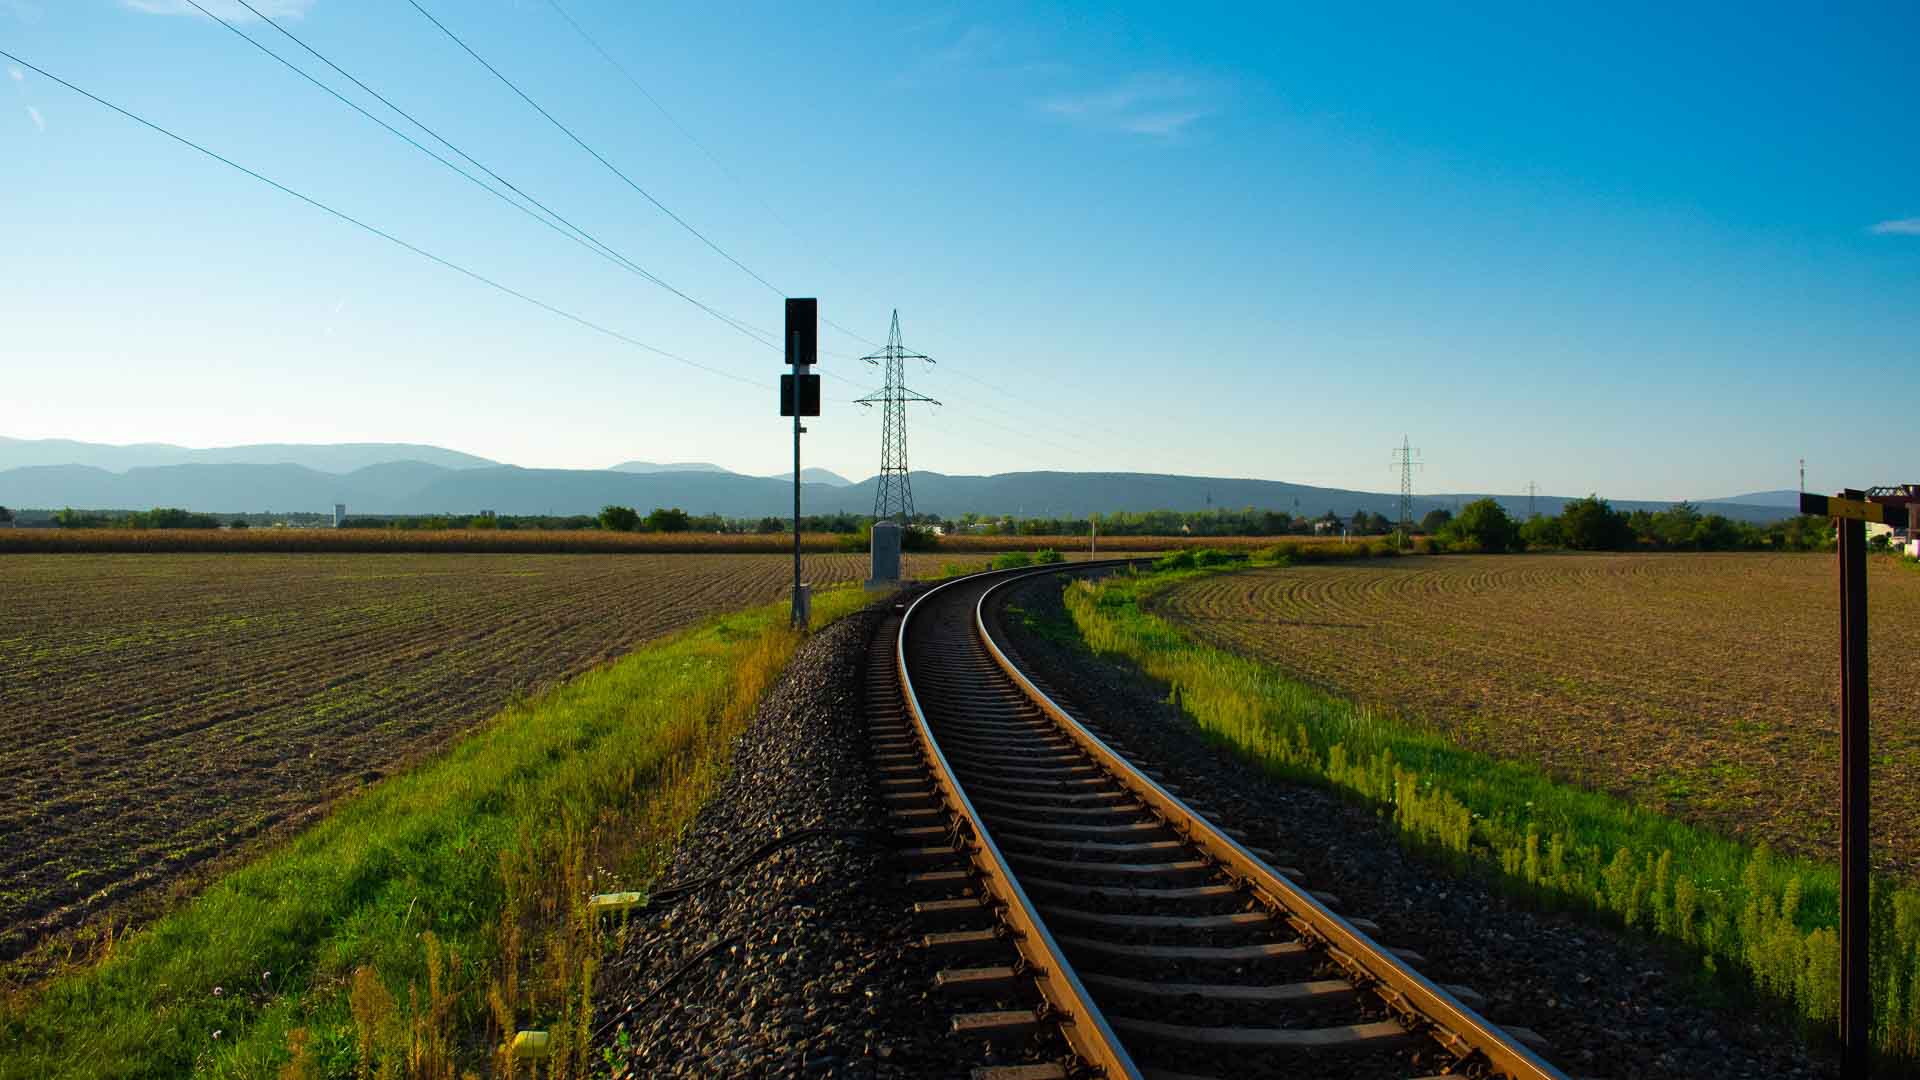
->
[594, 597, 1069, 1079]
[993, 571, 1832, 1080]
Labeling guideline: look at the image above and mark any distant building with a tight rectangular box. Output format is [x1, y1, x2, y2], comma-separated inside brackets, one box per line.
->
[333, 503, 347, 529]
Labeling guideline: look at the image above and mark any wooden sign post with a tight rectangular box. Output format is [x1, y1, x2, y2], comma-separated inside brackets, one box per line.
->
[1800, 489, 1880, 1076]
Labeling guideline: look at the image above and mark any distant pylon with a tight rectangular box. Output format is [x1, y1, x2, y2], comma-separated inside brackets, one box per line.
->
[1391, 436, 1423, 538]
[1527, 481, 1538, 519]
[856, 311, 940, 523]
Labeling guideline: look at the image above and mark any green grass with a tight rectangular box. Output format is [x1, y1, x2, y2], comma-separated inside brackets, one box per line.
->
[1062, 563, 1920, 1070]
[0, 584, 878, 1079]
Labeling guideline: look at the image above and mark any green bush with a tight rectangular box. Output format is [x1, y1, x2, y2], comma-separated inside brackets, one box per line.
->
[991, 551, 1035, 570]
[1033, 548, 1064, 564]
[1154, 550, 1197, 571]
[598, 505, 640, 532]
[1439, 498, 1520, 553]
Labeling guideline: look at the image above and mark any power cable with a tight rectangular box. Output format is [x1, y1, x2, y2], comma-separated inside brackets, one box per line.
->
[0, 48, 758, 388]
[406, 0, 788, 298]
[218, 0, 782, 352]
[537, 0, 882, 351]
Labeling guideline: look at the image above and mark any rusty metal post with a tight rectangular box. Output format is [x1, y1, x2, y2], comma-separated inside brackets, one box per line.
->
[1837, 488, 1870, 1076]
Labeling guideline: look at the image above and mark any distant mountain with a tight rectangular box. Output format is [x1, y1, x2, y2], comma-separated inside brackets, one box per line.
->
[1709, 489, 1801, 509]
[0, 436, 495, 474]
[767, 467, 856, 487]
[608, 461, 735, 475]
[0, 463, 384, 513]
[0, 461, 1801, 524]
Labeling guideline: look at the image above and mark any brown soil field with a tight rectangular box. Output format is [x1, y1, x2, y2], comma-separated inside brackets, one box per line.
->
[1152, 553, 1920, 877]
[0, 551, 982, 960]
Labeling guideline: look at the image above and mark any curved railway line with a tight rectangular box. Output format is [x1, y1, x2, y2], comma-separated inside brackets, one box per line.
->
[870, 562, 1572, 1080]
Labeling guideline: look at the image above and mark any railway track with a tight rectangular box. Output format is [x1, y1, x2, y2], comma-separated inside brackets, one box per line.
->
[874, 562, 1572, 1080]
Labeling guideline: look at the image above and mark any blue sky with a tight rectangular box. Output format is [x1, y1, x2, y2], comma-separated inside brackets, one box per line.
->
[3, 0, 1916, 500]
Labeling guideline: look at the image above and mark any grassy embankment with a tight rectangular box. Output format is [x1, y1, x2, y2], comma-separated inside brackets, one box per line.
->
[1062, 555, 1920, 1069]
[0, 584, 878, 1079]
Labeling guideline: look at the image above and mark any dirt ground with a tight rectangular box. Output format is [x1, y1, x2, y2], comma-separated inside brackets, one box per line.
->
[0, 551, 978, 960]
[1151, 553, 1920, 878]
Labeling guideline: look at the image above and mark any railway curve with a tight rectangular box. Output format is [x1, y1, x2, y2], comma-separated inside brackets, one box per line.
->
[884, 561, 1572, 1080]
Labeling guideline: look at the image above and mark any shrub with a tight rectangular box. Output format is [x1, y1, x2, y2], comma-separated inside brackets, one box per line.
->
[1520, 515, 1564, 549]
[991, 551, 1035, 570]
[1561, 495, 1634, 550]
[1439, 498, 1520, 553]
[1154, 550, 1197, 571]
[598, 505, 640, 532]
[1033, 548, 1064, 564]
[644, 507, 692, 533]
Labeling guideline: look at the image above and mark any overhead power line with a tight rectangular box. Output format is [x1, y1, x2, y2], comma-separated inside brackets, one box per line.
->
[537, 0, 881, 350]
[213, 0, 782, 353]
[0, 48, 757, 388]
[406, 0, 788, 297]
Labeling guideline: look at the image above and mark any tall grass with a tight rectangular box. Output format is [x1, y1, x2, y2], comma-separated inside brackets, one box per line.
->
[1064, 566, 1920, 1069]
[0, 585, 876, 1079]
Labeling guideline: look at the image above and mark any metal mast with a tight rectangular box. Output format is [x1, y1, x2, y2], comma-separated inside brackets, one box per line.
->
[856, 310, 939, 523]
[1391, 436, 1423, 538]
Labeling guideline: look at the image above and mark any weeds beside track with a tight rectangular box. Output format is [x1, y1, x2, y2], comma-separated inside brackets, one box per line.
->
[0, 584, 877, 1079]
[1064, 562, 1920, 1067]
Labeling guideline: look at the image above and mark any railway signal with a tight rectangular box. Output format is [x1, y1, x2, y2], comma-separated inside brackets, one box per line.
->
[785, 298, 819, 628]
[1800, 486, 1920, 1076]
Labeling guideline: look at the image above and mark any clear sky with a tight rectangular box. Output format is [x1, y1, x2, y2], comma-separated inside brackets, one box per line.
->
[3, 1, 1916, 500]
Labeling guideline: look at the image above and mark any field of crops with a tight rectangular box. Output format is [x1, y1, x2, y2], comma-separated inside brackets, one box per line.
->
[0, 551, 977, 960]
[1152, 553, 1920, 876]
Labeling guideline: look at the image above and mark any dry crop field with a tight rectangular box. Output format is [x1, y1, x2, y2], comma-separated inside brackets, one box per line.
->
[0, 550, 978, 960]
[1152, 553, 1920, 876]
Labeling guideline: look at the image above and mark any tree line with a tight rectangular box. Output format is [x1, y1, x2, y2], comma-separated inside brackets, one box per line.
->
[18, 498, 1840, 554]
[1424, 496, 1834, 553]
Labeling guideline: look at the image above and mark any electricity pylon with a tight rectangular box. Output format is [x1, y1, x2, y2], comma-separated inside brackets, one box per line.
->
[856, 311, 940, 523]
[1391, 436, 1423, 543]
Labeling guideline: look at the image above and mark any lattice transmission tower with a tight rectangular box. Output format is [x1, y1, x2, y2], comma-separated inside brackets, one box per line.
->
[1391, 436, 1423, 539]
[856, 311, 940, 523]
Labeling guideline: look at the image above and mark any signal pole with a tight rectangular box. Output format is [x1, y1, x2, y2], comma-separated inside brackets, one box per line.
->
[782, 299, 820, 628]
[856, 311, 940, 524]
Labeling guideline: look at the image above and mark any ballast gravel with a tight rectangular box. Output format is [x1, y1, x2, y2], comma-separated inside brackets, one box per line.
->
[993, 572, 1834, 1080]
[594, 598, 1069, 1079]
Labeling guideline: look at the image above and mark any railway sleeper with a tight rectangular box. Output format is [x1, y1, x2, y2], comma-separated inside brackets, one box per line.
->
[971, 1064, 1068, 1080]
[1111, 1015, 1423, 1053]
[970, 800, 1151, 821]
[964, 784, 1131, 806]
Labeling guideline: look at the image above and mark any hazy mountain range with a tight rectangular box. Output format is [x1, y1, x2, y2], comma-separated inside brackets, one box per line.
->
[0, 437, 1793, 523]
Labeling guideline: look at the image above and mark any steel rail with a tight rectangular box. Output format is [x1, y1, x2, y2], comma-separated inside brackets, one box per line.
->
[897, 562, 1144, 1080]
[971, 565, 1572, 1080]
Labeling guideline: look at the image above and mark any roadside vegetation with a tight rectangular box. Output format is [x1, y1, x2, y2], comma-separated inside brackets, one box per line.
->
[1063, 558, 1920, 1067]
[0, 584, 876, 1079]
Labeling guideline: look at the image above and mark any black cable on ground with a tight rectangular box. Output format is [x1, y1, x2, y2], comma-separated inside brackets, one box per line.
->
[591, 826, 896, 1043]
[638, 826, 893, 911]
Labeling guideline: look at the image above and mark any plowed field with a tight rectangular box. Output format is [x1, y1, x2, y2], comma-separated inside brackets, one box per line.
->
[1152, 553, 1920, 875]
[0, 551, 977, 959]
